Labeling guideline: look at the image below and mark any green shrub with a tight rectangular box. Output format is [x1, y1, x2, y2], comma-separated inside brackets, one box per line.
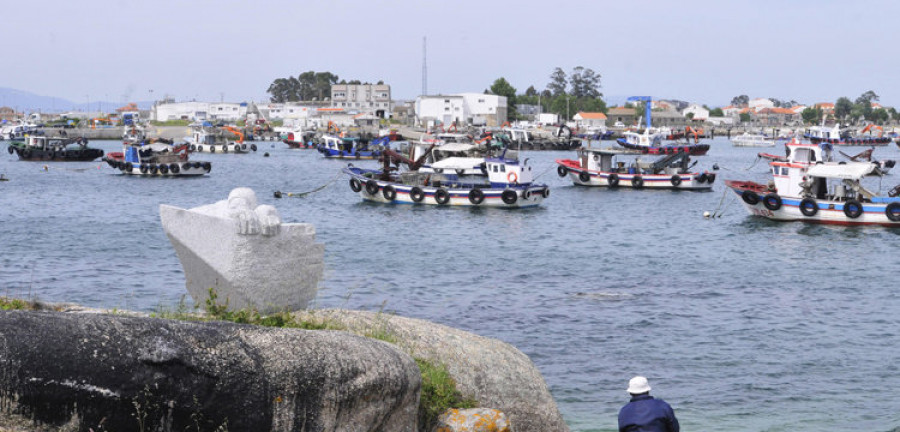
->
[416, 358, 477, 430]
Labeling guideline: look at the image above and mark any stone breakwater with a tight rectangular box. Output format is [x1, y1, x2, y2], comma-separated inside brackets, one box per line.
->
[0, 306, 568, 432]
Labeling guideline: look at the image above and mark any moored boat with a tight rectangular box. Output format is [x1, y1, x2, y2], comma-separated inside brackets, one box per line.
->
[727, 138, 900, 226]
[555, 146, 714, 190]
[187, 124, 257, 153]
[615, 130, 710, 156]
[317, 134, 384, 159]
[731, 132, 775, 147]
[804, 123, 891, 146]
[343, 148, 548, 208]
[104, 142, 211, 177]
[7, 135, 103, 161]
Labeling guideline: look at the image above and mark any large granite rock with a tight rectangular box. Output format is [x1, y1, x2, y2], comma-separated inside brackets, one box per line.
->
[159, 187, 324, 313]
[296, 309, 570, 432]
[434, 408, 511, 432]
[0, 310, 419, 431]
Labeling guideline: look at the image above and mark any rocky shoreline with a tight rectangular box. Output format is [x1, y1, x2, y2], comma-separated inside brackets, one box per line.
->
[0, 303, 568, 432]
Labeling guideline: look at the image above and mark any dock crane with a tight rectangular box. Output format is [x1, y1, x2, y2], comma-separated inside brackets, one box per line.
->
[626, 96, 653, 129]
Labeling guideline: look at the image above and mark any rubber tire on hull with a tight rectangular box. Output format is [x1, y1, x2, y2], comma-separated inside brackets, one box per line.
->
[670, 175, 682, 187]
[799, 198, 818, 217]
[843, 200, 863, 219]
[468, 188, 485, 205]
[632, 176, 643, 189]
[349, 178, 362, 192]
[885, 202, 900, 222]
[557, 166, 568, 177]
[434, 188, 450, 205]
[741, 190, 760, 205]
[365, 179, 379, 196]
[410, 187, 425, 203]
[578, 171, 590, 183]
[382, 185, 397, 201]
[763, 193, 782, 211]
[501, 189, 518, 205]
[607, 173, 619, 188]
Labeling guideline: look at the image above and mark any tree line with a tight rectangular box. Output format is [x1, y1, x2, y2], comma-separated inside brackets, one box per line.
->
[485, 66, 606, 121]
[732, 91, 898, 125]
[266, 71, 384, 103]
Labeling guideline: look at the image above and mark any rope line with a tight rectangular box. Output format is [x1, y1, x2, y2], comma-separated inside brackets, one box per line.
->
[274, 170, 343, 198]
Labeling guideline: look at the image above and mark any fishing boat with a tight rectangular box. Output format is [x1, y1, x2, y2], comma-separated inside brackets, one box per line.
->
[187, 124, 257, 153]
[7, 135, 103, 161]
[726, 138, 900, 226]
[731, 132, 775, 147]
[0, 121, 39, 140]
[280, 126, 317, 149]
[555, 145, 714, 190]
[615, 129, 710, 155]
[104, 141, 211, 177]
[803, 123, 891, 146]
[342, 148, 549, 208]
[316, 134, 384, 159]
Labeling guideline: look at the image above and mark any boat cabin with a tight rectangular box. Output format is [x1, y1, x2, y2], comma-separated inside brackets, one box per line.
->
[320, 135, 370, 153]
[622, 130, 664, 147]
[577, 147, 689, 175]
[485, 155, 534, 187]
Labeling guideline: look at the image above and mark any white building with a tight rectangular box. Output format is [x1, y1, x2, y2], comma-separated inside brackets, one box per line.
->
[749, 98, 775, 110]
[154, 101, 248, 122]
[415, 93, 507, 127]
[682, 104, 710, 121]
[331, 84, 392, 118]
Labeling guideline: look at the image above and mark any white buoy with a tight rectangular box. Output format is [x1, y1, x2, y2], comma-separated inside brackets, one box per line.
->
[703, 211, 711, 218]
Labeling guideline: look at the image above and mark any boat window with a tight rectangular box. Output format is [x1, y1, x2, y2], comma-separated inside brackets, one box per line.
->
[500, 165, 506, 172]
[492, 165, 498, 173]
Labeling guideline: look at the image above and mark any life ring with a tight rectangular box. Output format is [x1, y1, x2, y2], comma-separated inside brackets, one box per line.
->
[541, 188, 550, 198]
[799, 198, 818, 217]
[349, 178, 362, 192]
[632, 175, 644, 189]
[434, 188, 450, 205]
[382, 185, 397, 200]
[159, 164, 169, 174]
[507, 172, 518, 183]
[149, 164, 158, 174]
[843, 200, 863, 218]
[468, 188, 485, 205]
[578, 171, 590, 183]
[763, 193, 782, 211]
[365, 179, 379, 195]
[557, 166, 568, 177]
[670, 175, 682, 187]
[139, 164, 148, 174]
[410, 186, 425, 202]
[885, 202, 900, 222]
[501, 189, 518, 205]
[607, 173, 619, 187]
[169, 163, 180, 174]
[741, 190, 760, 205]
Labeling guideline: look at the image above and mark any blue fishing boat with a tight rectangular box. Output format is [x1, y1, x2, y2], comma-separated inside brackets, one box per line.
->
[317, 134, 385, 159]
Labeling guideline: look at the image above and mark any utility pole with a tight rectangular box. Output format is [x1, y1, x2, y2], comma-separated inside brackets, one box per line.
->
[422, 36, 427, 97]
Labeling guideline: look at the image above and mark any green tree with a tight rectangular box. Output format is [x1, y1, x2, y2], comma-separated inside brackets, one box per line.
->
[525, 85, 537, 97]
[489, 77, 517, 120]
[569, 66, 602, 98]
[871, 108, 889, 124]
[834, 97, 854, 122]
[709, 108, 724, 117]
[731, 95, 749, 107]
[801, 107, 822, 125]
[547, 68, 567, 97]
[739, 112, 751, 123]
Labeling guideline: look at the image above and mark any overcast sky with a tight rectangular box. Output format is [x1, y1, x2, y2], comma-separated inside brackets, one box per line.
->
[4, 0, 898, 107]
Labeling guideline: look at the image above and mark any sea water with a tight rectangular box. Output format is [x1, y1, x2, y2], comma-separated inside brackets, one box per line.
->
[2, 137, 900, 432]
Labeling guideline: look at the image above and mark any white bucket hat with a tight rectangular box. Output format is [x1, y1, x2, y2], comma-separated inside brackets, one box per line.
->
[627, 376, 651, 394]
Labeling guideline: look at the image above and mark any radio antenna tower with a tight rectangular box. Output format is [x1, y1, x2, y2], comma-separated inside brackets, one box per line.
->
[422, 36, 427, 96]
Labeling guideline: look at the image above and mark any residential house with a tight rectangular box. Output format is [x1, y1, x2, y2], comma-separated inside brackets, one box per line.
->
[753, 107, 800, 126]
[606, 107, 638, 127]
[749, 98, 775, 110]
[415, 93, 507, 127]
[682, 104, 710, 121]
[573, 112, 607, 128]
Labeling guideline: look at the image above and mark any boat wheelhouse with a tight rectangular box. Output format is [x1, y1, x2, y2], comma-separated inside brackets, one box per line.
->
[188, 125, 257, 153]
[7, 135, 103, 161]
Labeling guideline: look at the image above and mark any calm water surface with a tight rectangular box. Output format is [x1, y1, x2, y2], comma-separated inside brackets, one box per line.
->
[2, 137, 900, 431]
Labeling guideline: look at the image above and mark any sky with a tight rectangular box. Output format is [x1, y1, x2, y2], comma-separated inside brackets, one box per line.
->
[3, 0, 900, 108]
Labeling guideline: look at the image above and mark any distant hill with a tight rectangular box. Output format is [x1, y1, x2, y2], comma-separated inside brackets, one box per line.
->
[0, 87, 150, 113]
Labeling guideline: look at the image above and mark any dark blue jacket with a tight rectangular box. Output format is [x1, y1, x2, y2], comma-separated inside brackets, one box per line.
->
[618, 394, 679, 432]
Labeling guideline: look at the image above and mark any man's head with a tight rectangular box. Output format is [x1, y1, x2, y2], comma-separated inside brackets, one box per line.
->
[627, 376, 651, 395]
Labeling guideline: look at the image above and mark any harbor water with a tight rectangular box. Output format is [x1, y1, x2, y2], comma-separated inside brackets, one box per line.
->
[2, 137, 900, 431]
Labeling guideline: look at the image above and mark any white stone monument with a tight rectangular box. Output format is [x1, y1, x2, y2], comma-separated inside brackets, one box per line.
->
[159, 187, 324, 313]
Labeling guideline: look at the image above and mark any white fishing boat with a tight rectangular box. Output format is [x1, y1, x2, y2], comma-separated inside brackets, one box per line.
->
[104, 142, 211, 177]
[187, 124, 257, 153]
[727, 138, 900, 226]
[555, 146, 714, 190]
[731, 132, 775, 147]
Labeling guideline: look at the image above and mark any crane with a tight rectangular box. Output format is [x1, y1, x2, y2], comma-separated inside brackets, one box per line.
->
[626, 96, 653, 129]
